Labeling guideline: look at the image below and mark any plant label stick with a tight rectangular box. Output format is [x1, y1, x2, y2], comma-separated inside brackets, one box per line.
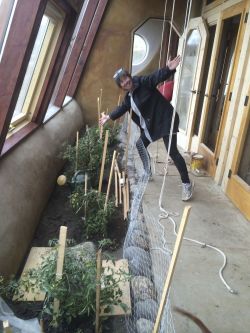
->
[104, 150, 117, 210]
[153, 206, 191, 333]
[98, 130, 109, 193]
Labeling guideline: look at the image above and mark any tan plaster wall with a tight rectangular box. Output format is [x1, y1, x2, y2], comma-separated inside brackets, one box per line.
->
[0, 100, 84, 276]
[75, 0, 200, 125]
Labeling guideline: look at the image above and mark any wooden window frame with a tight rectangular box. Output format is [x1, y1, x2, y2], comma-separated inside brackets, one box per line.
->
[0, 0, 76, 156]
[0, 0, 108, 156]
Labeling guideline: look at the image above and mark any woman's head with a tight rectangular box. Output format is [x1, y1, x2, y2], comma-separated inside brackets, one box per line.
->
[113, 68, 133, 91]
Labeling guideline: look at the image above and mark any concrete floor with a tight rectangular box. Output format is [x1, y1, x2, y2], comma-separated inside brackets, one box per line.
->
[138, 139, 250, 333]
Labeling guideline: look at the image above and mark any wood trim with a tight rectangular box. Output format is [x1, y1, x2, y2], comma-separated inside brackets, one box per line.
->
[1, 122, 38, 156]
[0, 0, 47, 153]
[67, 0, 109, 96]
[53, 0, 100, 106]
[33, 10, 76, 124]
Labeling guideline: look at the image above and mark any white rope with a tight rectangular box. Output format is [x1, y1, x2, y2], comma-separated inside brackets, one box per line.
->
[155, 0, 236, 295]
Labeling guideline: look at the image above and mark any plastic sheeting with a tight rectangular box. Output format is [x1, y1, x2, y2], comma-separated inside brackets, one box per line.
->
[0, 297, 41, 333]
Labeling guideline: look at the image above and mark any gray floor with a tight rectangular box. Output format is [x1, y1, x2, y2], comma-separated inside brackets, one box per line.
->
[139, 140, 250, 333]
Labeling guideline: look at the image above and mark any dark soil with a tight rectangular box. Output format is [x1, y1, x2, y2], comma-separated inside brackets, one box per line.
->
[4, 169, 128, 333]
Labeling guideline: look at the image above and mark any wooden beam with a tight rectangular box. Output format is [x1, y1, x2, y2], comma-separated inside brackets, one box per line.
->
[54, 0, 99, 106]
[67, 0, 109, 96]
[153, 206, 192, 333]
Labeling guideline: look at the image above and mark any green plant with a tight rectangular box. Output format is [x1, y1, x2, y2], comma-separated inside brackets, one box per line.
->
[0, 244, 129, 329]
[70, 189, 115, 240]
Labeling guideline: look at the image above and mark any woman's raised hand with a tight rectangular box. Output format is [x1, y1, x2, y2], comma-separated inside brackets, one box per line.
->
[99, 113, 110, 126]
[167, 55, 181, 70]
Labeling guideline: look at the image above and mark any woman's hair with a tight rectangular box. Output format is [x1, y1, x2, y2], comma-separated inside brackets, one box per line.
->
[113, 68, 131, 87]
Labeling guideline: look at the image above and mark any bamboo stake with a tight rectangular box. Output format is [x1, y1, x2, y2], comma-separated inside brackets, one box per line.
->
[100, 112, 105, 140]
[75, 131, 79, 172]
[125, 109, 132, 172]
[98, 130, 109, 193]
[117, 94, 121, 106]
[53, 226, 67, 322]
[115, 165, 118, 207]
[95, 249, 102, 333]
[3, 321, 12, 333]
[153, 206, 192, 333]
[122, 172, 127, 220]
[104, 150, 117, 211]
[97, 97, 100, 121]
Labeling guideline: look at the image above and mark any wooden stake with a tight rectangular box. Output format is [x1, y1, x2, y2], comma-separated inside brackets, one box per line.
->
[153, 206, 192, 333]
[40, 319, 44, 333]
[95, 249, 102, 333]
[125, 109, 132, 172]
[98, 130, 109, 193]
[115, 165, 118, 207]
[3, 321, 12, 333]
[115, 161, 122, 204]
[126, 177, 129, 214]
[53, 226, 67, 321]
[100, 112, 105, 140]
[117, 94, 121, 106]
[97, 97, 100, 124]
[75, 131, 79, 172]
[84, 173, 88, 218]
[104, 150, 117, 211]
[122, 172, 127, 220]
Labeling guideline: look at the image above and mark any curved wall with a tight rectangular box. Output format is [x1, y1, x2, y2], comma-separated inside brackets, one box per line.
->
[0, 100, 84, 276]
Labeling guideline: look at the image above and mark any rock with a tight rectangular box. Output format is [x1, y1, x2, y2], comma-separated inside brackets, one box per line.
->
[69, 241, 96, 261]
[136, 318, 154, 333]
[124, 246, 151, 266]
[134, 299, 158, 322]
[128, 230, 149, 250]
[131, 276, 156, 301]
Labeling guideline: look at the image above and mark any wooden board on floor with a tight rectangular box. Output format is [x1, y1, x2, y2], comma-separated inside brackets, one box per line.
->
[14, 247, 52, 301]
[100, 259, 131, 316]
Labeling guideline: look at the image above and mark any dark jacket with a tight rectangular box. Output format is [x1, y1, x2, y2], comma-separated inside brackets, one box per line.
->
[109, 67, 179, 142]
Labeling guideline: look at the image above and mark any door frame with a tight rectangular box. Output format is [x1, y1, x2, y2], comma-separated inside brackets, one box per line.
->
[198, 0, 249, 177]
[173, 17, 209, 151]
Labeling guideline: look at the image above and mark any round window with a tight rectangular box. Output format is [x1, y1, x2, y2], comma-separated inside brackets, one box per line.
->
[132, 34, 148, 66]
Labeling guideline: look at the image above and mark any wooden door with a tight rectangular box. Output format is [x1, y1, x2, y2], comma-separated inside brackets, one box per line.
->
[199, 1, 249, 177]
[174, 17, 208, 150]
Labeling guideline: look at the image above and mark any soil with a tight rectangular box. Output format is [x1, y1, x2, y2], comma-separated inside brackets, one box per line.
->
[4, 168, 128, 333]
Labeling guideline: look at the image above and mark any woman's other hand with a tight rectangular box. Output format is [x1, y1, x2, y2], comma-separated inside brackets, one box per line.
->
[167, 55, 181, 70]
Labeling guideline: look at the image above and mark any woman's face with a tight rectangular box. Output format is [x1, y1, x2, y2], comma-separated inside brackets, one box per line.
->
[120, 75, 133, 91]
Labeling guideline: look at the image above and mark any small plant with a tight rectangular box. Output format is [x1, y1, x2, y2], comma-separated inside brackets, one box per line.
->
[0, 243, 130, 330]
[70, 189, 115, 240]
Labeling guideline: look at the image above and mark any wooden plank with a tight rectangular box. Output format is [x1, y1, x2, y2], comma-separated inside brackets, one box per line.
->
[153, 206, 191, 333]
[100, 259, 131, 316]
[14, 247, 51, 301]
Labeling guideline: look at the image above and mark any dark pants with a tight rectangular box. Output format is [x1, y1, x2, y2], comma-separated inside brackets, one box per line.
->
[136, 132, 190, 184]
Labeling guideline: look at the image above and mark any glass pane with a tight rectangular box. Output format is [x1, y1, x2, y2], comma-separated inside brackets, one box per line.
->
[0, 0, 16, 61]
[176, 29, 201, 130]
[12, 16, 50, 120]
[238, 121, 250, 185]
[132, 34, 147, 66]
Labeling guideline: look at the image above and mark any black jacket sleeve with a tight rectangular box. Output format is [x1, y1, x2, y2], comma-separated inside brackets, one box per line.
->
[109, 95, 131, 120]
[139, 66, 176, 88]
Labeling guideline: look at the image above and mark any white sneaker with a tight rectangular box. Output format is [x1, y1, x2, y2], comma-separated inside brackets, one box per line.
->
[182, 181, 194, 201]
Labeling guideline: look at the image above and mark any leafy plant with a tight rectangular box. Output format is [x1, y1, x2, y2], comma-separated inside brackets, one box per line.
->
[70, 189, 115, 240]
[0, 244, 130, 329]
